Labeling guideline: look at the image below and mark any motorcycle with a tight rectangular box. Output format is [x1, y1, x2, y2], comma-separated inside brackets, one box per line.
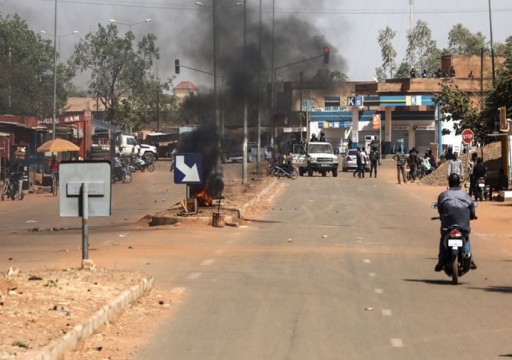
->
[1, 172, 24, 201]
[129, 157, 155, 173]
[431, 202, 477, 285]
[271, 164, 299, 180]
[406, 159, 429, 182]
[112, 165, 132, 183]
[473, 177, 490, 201]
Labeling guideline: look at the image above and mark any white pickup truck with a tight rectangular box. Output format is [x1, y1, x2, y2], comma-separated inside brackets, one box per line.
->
[115, 134, 158, 163]
[293, 142, 338, 177]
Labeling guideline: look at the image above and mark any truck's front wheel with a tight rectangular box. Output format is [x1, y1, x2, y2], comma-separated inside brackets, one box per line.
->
[333, 168, 338, 177]
[307, 164, 313, 177]
[299, 167, 305, 176]
[143, 152, 155, 163]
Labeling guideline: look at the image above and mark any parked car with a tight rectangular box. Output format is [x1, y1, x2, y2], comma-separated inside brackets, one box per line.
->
[342, 149, 370, 172]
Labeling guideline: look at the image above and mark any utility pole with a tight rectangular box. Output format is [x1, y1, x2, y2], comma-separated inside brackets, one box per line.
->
[270, 0, 275, 149]
[242, 0, 248, 184]
[408, 0, 414, 69]
[256, 0, 262, 175]
[52, 0, 58, 139]
[488, 0, 496, 87]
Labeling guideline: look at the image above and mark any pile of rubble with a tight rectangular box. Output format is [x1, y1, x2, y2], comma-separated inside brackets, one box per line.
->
[417, 141, 502, 187]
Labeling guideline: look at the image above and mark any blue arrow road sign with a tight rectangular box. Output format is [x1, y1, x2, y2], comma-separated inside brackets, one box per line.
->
[173, 153, 203, 184]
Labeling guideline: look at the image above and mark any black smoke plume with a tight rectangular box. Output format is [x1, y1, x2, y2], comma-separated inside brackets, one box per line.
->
[176, 120, 224, 200]
[181, 1, 346, 127]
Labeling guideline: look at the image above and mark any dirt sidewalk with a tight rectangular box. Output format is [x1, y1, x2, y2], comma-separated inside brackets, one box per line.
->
[377, 158, 512, 257]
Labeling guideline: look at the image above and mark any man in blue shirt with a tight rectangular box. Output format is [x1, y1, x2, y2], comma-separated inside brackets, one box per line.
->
[435, 173, 477, 271]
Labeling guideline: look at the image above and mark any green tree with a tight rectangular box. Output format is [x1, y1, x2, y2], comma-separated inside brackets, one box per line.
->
[480, 36, 512, 133]
[432, 83, 489, 142]
[376, 26, 397, 80]
[394, 61, 411, 79]
[117, 75, 180, 131]
[406, 20, 439, 75]
[0, 14, 73, 117]
[309, 69, 349, 83]
[446, 24, 487, 55]
[70, 23, 158, 126]
[493, 35, 512, 58]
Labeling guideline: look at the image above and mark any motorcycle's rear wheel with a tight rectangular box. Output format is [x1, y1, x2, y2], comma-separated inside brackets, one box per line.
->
[146, 163, 155, 172]
[122, 173, 133, 183]
[451, 254, 459, 285]
[290, 169, 299, 180]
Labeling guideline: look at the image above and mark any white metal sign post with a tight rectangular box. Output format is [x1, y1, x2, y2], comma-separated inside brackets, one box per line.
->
[59, 161, 111, 266]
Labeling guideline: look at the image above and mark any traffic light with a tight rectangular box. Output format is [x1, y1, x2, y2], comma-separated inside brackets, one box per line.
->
[175, 59, 180, 74]
[323, 47, 330, 64]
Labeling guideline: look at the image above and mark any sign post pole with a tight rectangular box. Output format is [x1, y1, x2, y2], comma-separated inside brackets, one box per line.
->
[461, 129, 474, 184]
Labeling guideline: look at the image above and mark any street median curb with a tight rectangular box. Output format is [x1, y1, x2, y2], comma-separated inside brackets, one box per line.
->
[21, 276, 154, 360]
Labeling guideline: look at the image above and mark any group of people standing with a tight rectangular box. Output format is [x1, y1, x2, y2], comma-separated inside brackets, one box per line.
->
[353, 146, 381, 178]
[392, 147, 437, 184]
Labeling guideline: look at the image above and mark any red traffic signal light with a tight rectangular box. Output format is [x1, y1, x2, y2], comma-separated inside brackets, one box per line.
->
[323, 47, 330, 64]
[175, 59, 180, 74]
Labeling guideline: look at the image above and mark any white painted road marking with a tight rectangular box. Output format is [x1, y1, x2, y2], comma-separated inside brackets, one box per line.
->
[201, 259, 215, 266]
[390, 338, 404, 347]
[187, 272, 202, 280]
[171, 287, 187, 295]
[374, 288, 384, 294]
[382, 309, 393, 316]
[363, 259, 372, 264]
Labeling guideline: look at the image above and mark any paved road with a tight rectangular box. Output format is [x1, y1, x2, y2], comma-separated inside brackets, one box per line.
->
[131, 171, 512, 359]
[0, 161, 179, 232]
[0, 160, 184, 269]
[2, 161, 512, 359]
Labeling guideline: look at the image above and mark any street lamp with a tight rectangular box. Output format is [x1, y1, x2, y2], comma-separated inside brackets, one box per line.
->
[109, 18, 151, 32]
[40, 30, 79, 53]
[41, 25, 79, 140]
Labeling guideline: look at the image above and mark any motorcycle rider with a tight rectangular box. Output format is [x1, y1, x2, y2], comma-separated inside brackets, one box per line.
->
[113, 153, 127, 180]
[131, 148, 146, 170]
[286, 152, 294, 173]
[435, 173, 477, 272]
[472, 157, 487, 200]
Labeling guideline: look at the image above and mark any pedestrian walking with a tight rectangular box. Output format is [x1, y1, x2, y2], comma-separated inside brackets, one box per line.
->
[369, 146, 379, 178]
[447, 151, 463, 179]
[392, 148, 407, 184]
[468, 152, 477, 196]
[407, 147, 419, 182]
[358, 147, 367, 178]
[353, 147, 361, 178]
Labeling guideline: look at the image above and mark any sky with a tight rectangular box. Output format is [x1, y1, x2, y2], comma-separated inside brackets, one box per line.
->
[2, 0, 512, 91]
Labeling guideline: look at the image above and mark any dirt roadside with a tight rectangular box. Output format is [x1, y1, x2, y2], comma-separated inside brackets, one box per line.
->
[1, 160, 511, 360]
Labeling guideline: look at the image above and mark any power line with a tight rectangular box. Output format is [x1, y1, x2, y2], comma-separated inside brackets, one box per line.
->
[41, 0, 200, 11]
[42, 1, 512, 15]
